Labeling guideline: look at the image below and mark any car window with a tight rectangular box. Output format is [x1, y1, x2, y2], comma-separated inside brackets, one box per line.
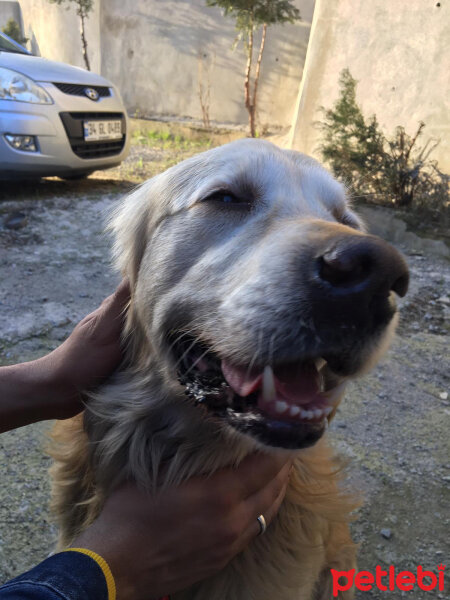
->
[0, 32, 30, 55]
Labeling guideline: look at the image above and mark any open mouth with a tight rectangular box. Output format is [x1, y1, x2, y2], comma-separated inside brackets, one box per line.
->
[171, 334, 347, 449]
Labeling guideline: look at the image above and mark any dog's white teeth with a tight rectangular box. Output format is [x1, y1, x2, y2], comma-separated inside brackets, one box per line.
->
[324, 405, 333, 416]
[318, 370, 325, 392]
[315, 357, 327, 371]
[313, 408, 323, 419]
[262, 365, 276, 403]
[289, 405, 301, 417]
[275, 400, 288, 414]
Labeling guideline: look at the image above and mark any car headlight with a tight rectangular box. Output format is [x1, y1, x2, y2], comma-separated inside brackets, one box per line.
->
[0, 67, 53, 104]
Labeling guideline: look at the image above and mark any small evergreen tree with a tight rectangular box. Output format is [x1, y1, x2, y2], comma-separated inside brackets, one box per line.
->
[47, 0, 93, 70]
[317, 68, 448, 216]
[206, 0, 301, 137]
[2, 18, 28, 46]
[318, 69, 386, 191]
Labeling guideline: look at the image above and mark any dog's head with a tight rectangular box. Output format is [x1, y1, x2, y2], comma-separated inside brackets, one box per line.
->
[111, 139, 408, 451]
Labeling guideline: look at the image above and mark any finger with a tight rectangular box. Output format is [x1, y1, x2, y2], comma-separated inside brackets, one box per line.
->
[255, 468, 289, 531]
[114, 277, 131, 301]
[99, 278, 131, 318]
[223, 452, 292, 500]
[81, 280, 131, 343]
[238, 466, 290, 550]
[81, 279, 131, 324]
[245, 460, 291, 528]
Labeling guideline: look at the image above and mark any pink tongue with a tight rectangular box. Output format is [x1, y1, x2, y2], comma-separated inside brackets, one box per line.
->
[221, 360, 320, 405]
[220, 361, 262, 397]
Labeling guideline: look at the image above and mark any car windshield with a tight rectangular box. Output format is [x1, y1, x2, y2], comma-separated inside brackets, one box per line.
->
[0, 32, 30, 55]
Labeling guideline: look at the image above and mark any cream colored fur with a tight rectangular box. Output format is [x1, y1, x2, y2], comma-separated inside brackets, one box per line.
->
[50, 139, 403, 599]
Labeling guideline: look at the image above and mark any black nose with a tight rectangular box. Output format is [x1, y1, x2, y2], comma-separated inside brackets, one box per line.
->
[318, 235, 409, 298]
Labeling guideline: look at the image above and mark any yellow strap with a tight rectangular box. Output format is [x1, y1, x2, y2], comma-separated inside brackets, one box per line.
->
[65, 548, 116, 600]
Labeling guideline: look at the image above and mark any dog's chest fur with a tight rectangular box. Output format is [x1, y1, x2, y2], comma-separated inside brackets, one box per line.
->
[172, 441, 356, 600]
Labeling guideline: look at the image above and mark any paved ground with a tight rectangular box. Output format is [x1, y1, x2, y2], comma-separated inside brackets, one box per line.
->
[0, 137, 448, 596]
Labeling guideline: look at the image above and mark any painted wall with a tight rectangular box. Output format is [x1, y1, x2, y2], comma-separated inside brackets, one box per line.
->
[289, 0, 450, 172]
[99, 0, 313, 129]
[13, 0, 450, 173]
[18, 0, 101, 72]
[0, 1, 23, 33]
[16, 0, 313, 130]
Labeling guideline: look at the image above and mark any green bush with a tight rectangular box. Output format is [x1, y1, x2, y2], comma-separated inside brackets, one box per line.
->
[317, 69, 449, 220]
[2, 18, 28, 45]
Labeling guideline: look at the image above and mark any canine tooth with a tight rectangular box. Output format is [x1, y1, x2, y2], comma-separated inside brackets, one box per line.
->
[323, 382, 347, 405]
[314, 408, 323, 419]
[290, 405, 300, 417]
[275, 401, 288, 414]
[318, 371, 325, 392]
[324, 406, 333, 416]
[315, 357, 327, 371]
[262, 365, 276, 403]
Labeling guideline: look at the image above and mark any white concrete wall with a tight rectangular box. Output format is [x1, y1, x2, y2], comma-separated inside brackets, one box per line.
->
[99, 0, 312, 128]
[0, 1, 23, 33]
[18, 0, 101, 73]
[16, 0, 313, 128]
[290, 0, 450, 172]
[15, 0, 450, 172]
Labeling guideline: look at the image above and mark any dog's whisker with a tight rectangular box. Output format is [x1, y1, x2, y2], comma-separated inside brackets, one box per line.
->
[173, 336, 202, 370]
[245, 328, 263, 381]
[182, 347, 213, 379]
[166, 330, 192, 356]
[268, 332, 276, 366]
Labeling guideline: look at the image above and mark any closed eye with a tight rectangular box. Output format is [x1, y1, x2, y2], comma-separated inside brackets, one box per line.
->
[201, 189, 252, 208]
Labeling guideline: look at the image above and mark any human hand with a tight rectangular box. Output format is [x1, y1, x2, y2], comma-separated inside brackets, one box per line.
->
[72, 452, 292, 600]
[0, 280, 130, 432]
[41, 278, 130, 418]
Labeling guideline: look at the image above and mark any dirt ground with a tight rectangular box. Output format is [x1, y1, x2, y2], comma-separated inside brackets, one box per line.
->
[0, 127, 449, 597]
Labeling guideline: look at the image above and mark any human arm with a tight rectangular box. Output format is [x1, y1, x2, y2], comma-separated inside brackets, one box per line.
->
[0, 453, 291, 600]
[0, 279, 130, 433]
[72, 452, 292, 600]
[0, 277, 292, 599]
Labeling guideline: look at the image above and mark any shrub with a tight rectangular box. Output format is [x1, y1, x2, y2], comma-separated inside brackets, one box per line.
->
[317, 69, 449, 220]
[2, 18, 28, 45]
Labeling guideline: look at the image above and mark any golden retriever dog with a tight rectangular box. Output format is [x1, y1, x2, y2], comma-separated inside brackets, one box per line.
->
[50, 139, 409, 599]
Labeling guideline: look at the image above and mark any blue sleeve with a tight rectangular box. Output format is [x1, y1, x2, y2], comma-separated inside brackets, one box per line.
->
[0, 552, 108, 600]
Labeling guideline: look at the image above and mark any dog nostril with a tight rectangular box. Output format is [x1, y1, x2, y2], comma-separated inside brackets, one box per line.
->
[319, 249, 372, 287]
[391, 273, 409, 297]
[318, 237, 409, 298]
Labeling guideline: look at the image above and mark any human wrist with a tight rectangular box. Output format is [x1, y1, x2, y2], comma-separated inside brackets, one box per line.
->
[70, 535, 136, 600]
[66, 548, 116, 600]
[0, 357, 82, 433]
[34, 350, 84, 418]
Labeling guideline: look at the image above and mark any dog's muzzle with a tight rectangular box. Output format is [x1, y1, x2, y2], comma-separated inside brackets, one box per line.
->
[171, 230, 409, 450]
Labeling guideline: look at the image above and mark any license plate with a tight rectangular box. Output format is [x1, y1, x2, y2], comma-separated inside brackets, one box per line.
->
[83, 120, 122, 141]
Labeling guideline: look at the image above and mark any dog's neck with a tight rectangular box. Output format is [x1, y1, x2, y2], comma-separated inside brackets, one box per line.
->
[84, 367, 259, 493]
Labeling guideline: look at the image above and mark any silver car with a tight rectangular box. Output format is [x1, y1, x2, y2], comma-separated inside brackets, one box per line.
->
[0, 32, 130, 180]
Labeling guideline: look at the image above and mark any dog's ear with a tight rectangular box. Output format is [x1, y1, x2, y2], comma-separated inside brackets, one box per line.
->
[108, 179, 160, 286]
